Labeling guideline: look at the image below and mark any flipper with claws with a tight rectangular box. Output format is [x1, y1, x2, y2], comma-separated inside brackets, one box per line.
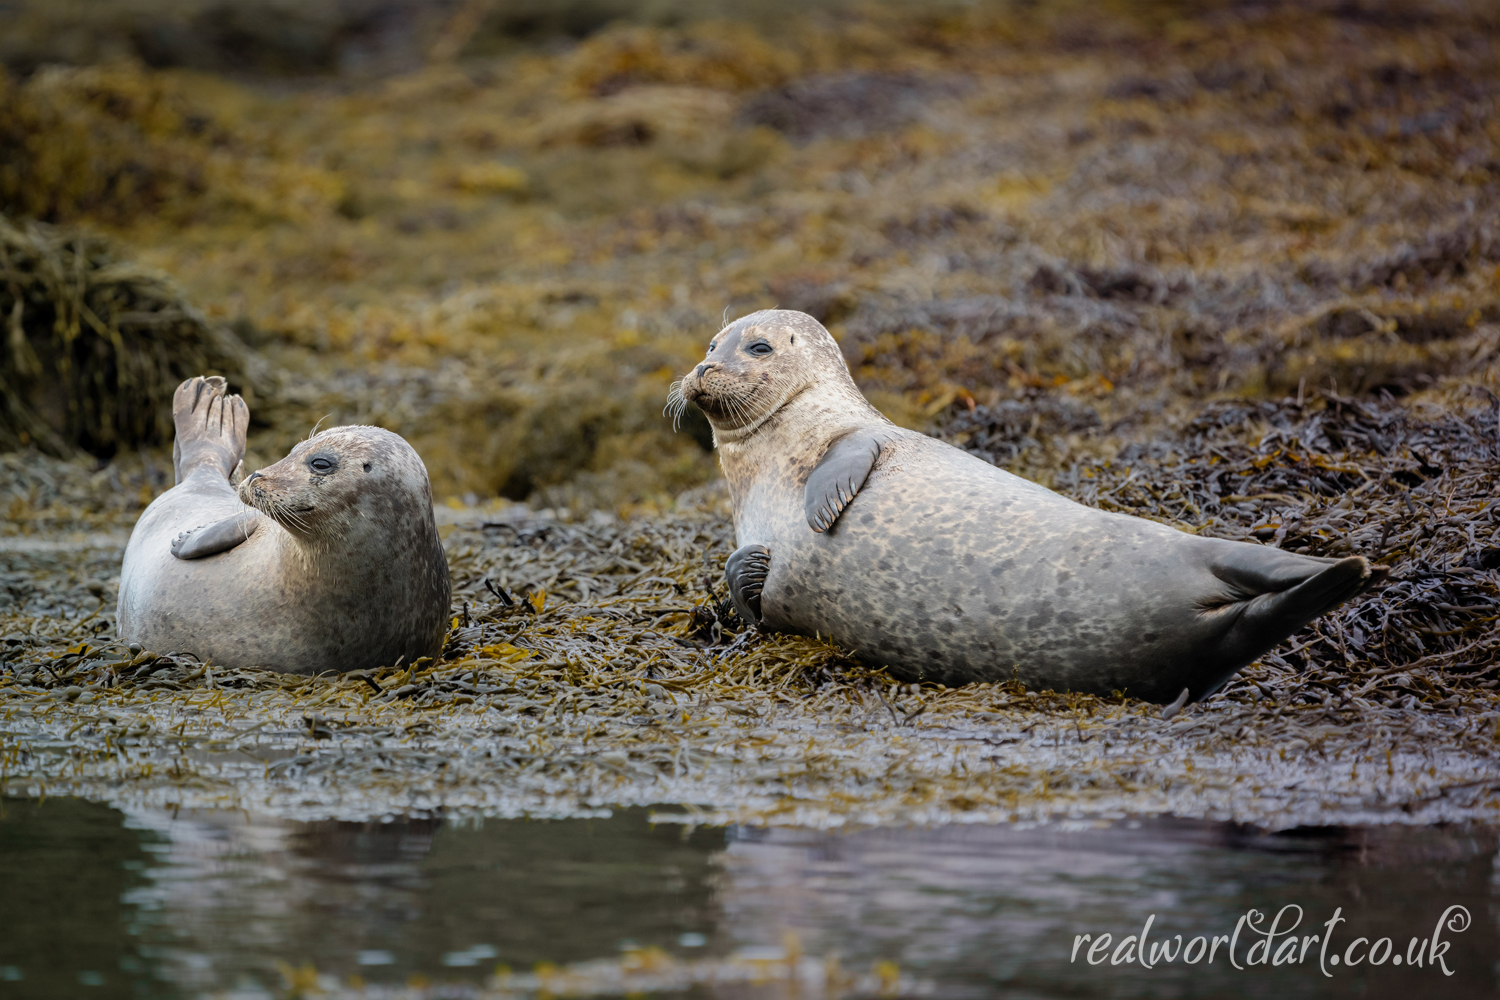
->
[170, 512, 261, 560]
[726, 543, 771, 624]
[805, 429, 892, 533]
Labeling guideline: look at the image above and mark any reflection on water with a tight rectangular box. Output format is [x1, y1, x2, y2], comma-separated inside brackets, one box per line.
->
[0, 798, 162, 999]
[721, 821, 1500, 998]
[120, 806, 724, 995]
[0, 799, 1496, 999]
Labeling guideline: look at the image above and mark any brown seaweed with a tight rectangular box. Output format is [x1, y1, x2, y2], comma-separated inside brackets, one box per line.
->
[3, 0, 1500, 829]
[0, 215, 266, 457]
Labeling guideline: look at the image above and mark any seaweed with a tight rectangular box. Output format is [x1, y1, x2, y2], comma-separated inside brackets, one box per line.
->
[0, 62, 344, 226]
[7, 1, 1499, 507]
[0, 215, 267, 457]
[2, 448, 1498, 829]
[740, 72, 971, 143]
[2, 0, 1500, 829]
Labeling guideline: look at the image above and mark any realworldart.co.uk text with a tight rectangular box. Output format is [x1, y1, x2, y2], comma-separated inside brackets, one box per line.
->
[1070, 905, 1470, 976]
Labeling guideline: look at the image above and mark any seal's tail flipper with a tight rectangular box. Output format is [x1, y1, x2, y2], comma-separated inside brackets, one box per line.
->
[172, 376, 249, 485]
[1207, 547, 1384, 667]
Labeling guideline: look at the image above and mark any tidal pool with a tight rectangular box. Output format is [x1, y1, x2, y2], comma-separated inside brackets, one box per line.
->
[0, 799, 1494, 999]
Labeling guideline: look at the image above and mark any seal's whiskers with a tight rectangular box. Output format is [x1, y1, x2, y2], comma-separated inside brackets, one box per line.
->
[663, 380, 689, 431]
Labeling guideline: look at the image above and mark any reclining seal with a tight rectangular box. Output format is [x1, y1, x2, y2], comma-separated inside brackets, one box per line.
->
[676, 310, 1381, 703]
[117, 376, 451, 673]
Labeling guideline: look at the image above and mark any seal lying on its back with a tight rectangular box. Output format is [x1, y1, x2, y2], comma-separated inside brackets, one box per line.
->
[117, 377, 450, 673]
[676, 310, 1381, 703]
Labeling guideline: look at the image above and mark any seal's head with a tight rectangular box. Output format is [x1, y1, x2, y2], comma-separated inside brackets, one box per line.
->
[672, 309, 865, 443]
[238, 426, 435, 547]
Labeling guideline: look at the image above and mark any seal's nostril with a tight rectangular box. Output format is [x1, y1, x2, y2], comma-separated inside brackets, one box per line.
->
[695, 363, 710, 377]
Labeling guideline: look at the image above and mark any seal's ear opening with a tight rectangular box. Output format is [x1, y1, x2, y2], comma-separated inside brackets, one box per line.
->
[363, 462, 372, 472]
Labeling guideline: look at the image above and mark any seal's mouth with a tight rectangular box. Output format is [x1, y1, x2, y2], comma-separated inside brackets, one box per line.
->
[238, 473, 319, 533]
[682, 382, 723, 416]
[235, 477, 258, 507]
[675, 369, 750, 426]
[666, 372, 721, 430]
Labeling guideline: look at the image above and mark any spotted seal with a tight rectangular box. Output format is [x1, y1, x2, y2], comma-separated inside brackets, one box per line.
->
[117, 377, 451, 673]
[674, 310, 1381, 703]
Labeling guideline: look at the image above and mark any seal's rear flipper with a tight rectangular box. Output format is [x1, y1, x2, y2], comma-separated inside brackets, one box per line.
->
[805, 429, 893, 532]
[172, 376, 249, 485]
[1238, 554, 1373, 630]
[1206, 548, 1382, 668]
[171, 512, 260, 560]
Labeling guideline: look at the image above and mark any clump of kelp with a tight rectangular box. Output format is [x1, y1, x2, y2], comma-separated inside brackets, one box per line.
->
[0, 215, 267, 457]
[0, 63, 216, 224]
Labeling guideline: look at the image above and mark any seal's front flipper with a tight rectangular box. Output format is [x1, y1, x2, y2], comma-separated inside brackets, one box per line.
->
[805, 429, 892, 533]
[171, 512, 261, 560]
[726, 544, 771, 623]
[1206, 547, 1381, 665]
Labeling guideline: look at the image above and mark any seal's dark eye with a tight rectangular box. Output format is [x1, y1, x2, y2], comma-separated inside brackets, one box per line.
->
[707, 342, 717, 355]
[746, 341, 773, 357]
[308, 453, 338, 475]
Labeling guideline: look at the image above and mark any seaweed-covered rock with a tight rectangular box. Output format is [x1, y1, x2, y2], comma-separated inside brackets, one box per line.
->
[740, 72, 969, 142]
[939, 393, 1101, 468]
[0, 63, 342, 225]
[0, 215, 267, 458]
[0, 64, 216, 224]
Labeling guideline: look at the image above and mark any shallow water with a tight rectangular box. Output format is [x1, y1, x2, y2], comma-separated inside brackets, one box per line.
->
[1, 799, 1495, 999]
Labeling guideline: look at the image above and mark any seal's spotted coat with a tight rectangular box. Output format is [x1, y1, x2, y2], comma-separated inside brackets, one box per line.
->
[683, 310, 1379, 703]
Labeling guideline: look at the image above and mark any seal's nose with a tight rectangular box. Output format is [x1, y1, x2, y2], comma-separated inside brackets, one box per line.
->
[695, 363, 711, 377]
[245, 471, 262, 487]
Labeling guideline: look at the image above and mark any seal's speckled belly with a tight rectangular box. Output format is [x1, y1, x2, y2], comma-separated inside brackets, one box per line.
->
[749, 435, 1240, 699]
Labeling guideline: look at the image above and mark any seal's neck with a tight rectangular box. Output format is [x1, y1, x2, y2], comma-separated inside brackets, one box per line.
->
[269, 522, 342, 581]
[715, 373, 888, 499]
[269, 503, 397, 576]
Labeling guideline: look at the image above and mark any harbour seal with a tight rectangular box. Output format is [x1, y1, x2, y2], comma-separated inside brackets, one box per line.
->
[117, 376, 451, 673]
[675, 310, 1381, 703]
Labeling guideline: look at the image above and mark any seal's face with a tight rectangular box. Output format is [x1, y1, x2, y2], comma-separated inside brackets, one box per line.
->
[675, 310, 838, 436]
[238, 426, 433, 543]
